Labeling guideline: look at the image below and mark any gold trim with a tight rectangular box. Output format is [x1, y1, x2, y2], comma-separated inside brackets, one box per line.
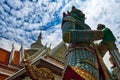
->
[25, 64, 54, 80]
[63, 32, 71, 43]
[82, 60, 96, 68]
[72, 66, 97, 80]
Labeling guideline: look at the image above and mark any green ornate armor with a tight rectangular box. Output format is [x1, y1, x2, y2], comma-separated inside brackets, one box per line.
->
[102, 27, 116, 42]
[98, 25, 120, 72]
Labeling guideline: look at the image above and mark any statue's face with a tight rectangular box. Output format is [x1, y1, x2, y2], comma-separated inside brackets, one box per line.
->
[97, 27, 103, 30]
[97, 26, 105, 30]
[71, 10, 85, 22]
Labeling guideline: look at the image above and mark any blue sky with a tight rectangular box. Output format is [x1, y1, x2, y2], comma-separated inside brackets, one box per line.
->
[0, 0, 120, 70]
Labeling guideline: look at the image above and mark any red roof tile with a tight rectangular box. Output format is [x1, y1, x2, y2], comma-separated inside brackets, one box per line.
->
[12, 51, 20, 65]
[0, 73, 9, 80]
[0, 48, 10, 65]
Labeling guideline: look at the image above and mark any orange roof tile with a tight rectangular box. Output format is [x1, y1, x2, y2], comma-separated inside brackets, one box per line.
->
[12, 51, 20, 65]
[0, 73, 9, 80]
[0, 48, 10, 65]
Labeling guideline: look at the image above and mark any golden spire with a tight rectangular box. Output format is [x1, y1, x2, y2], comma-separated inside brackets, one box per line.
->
[31, 30, 43, 49]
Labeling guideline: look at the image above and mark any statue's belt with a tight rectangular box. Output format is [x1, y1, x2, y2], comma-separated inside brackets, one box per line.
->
[66, 43, 95, 56]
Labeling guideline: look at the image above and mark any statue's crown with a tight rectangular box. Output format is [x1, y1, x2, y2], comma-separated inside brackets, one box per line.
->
[67, 6, 85, 19]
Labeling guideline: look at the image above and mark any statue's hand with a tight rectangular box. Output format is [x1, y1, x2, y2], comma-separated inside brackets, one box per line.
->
[101, 28, 117, 49]
[102, 28, 116, 42]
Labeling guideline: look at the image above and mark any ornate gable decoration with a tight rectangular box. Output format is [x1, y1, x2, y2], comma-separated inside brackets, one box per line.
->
[25, 64, 55, 80]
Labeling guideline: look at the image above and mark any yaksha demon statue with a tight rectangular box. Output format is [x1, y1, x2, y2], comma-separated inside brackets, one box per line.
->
[61, 6, 115, 80]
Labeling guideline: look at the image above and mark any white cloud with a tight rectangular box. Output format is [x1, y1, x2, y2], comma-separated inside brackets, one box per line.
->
[83, 0, 120, 31]
[0, 38, 21, 51]
[42, 24, 62, 49]
[103, 52, 113, 71]
[6, 0, 22, 10]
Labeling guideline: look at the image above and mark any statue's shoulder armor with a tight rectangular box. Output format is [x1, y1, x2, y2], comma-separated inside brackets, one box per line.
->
[83, 23, 91, 30]
[63, 16, 91, 30]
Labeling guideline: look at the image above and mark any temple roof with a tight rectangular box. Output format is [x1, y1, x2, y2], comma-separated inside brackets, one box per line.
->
[0, 48, 21, 80]
[6, 41, 66, 80]
[50, 41, 66, 63]
[0, 48, 20, 66]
